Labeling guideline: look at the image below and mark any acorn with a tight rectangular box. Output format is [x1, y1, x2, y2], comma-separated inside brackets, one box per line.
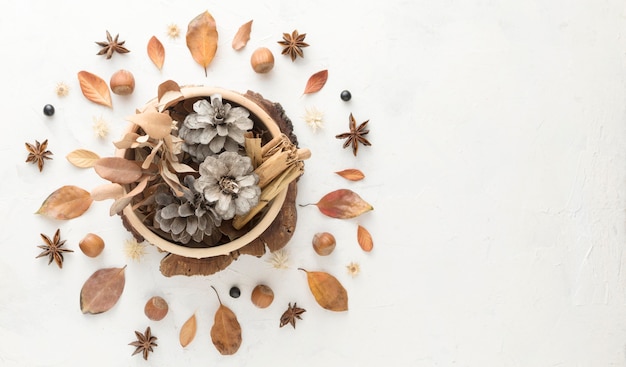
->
[144, 296, 169, 321]
[109, 69, 135, 95]
[78, 233, 105, 257]
[250, 47, 274, 73]
[251, 284, 274, 308]
[312, 232, 336, 256]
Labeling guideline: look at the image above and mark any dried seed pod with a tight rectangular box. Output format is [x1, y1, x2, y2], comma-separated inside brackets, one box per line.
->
[79, 233, 105, 257]
[250, 47, 274, 73]
[251, 284, 274, 308]
[312, 232, 336, 256]
[144, 296, 169, 321]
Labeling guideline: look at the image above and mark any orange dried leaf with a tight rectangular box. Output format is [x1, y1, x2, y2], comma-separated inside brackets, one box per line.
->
[357, 225, 374, 252]
[66, 149, 101, 168]
[94, 157, 143, 184]
[186, 11, 219, 76]
[179, 313, 197, 347]
[304, 189, 373, 219]
[335, 168, 365, 181]
[303, 69, 328, 95]
[77, 71, 112, 108]
[210, 286, 242, 355]
[36, 185, 93, 220]
[299, 269, 348, 312]
[232, 20, 253, 50]
[126, 111, 173, 139]
[147, 35, 165, 70]
[80, 266, 126, 314]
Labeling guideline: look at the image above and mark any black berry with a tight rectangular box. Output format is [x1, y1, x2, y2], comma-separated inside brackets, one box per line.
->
[229, 286, 241, 298]
[340, 90, 352, 101]
[43, 104, 55, 116]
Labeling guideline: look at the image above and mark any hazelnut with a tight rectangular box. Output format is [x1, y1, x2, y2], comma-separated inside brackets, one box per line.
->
[250, 47, 274, 73]
[144, 296, 169, 321]
[79, 233, 105, 257]
[251, 284, 274, 308]
[109, 69, 135, 95]
[312, 232, 336, 256]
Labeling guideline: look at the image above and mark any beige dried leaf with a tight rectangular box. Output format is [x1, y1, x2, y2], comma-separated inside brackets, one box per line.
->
[126, 111, 173, 139]
[66, 149, 101, 168]
[113, 132, 142, 149]
[36, 185, 93, 220]
[94, 157, 143, 184]
[232, 20, 253, 50]
[179, 313, 197, 348]
[77, 71, 112, 108]
[90, 183, 125, 201]
[147, 36, 165, 70]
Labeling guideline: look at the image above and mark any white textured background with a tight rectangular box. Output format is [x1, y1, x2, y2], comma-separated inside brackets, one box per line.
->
[0, 0, 625, 366]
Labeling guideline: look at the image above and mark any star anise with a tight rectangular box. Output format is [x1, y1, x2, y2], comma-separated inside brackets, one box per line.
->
[36, 229, 73, 269]
[277, 30, 309, 61]
[335, 113, 371, 156]
[279, 302, 306, 329]
[129, 326, 158, 360]
[25, 139, 53, 172]
[96, 30, 130, 59]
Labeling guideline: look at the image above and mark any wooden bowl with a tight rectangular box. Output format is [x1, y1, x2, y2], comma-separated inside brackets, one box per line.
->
[116, 86, 288, 259]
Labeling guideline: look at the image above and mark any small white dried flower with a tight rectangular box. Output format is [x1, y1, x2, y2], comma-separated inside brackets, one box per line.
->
[302, 106, 324, 132]
[124, 238, 147, 261]
[55, 82, 70, 97]
[166, 23, 181, 39]
[267, 249, 289, 269]
[346, 262, 360, 277]
[92, 116, 109, 138]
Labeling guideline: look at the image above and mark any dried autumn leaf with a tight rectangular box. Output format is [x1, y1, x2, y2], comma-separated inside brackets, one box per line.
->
[186, 11, 219, 76]
[303, 69, 328, 95]
[126, 111, 173, 139]
[357, 225, 373, 252]
[302, 189, 373, 219]
[232, 20, 253, 50]
[210, 286, 242, 355]
[90, 183, 125, 201]
[36, 185, 93, 220]
[157, 80, 184, 111]
[94, 157, 143, 184]
[299, 268, 348, 312]
[77, 70, 112, 108]
[80, 266, 126, 314]
[66, 149, 101, 168]
[335, 168, 365, 181]
[179, 313, 197, 348]
[147, 36, 165, 70]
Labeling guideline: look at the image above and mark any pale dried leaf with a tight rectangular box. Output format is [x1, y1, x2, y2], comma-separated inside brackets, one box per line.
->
[147, 36, 165, 70]
[90, 183, 124, 201]
[303, 69, 328, 95]
[109, 196, 133, 216]
[77, 70, 112, 108]
[179, 313, 197, 347]
[126, 111, 173, 139]
[232, 20, 253, 50]
[157, 80, 184, 111]
[94, 157, 143, 184]
[80, 266, 126, 314]
[36, 185, 93, 220]
[113, 132, 142, 149]
[66, 149, 101, 168]
[186, 11, 219, 76]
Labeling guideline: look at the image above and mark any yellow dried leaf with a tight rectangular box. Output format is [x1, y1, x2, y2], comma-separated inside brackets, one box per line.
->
[66, 149, 101, 168]
[186, 11, 219, 76]
[147, 35, 165, 70]
[36, 185, 93, 220]
[80, 266, 126, 314]
[357, 225, 373, 252]
[77, 71, 112, 108]
[232, 20, 253, 50]
[210, 286, 242, 355]
[299, 268, 348, 312]
[179, 313, 197, 348]
[335, 168, 365, 181]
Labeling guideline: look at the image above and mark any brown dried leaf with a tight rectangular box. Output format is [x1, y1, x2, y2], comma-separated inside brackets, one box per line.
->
[335, 168, 365, 181]
[186, 11, 219, 76]
[179, 313, 197, 348]
[126, 111, 173, 139]
[66, 149, 101, 168]
[113, 132, 142, 149]
[357, 225, 373, 252]
[80, 266, 126, 314]
[147, 36, 165, 70]
[36, 185, 93, 220]
[157, 80, 184, 111]
[77, 70, 112, 108]
[303, 69, 328, 95]
[303, 189, 373, 219]
[94, 157, 143, 184]
[232, 20, 253, 50]
[210, 286, 242, 355]
[90, 183, 125, 201]
[299, 269, 348, 312]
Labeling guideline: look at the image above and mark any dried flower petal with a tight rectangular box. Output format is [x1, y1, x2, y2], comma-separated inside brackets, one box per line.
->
[92, 116, 109, 138]
[166, 23, 181, 39]
[55, 82, 69, 97]
[267, 249, 289, 269]
[346, 262, 360, 277]
[124, 238, 147, 261]
[302, 106, 324, 132]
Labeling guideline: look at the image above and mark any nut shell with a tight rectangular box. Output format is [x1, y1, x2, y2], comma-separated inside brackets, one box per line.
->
[79, 233, 105, 257]
[312, 232, 336, 256]
[144, 296, 169, 321]
[251, 284, 274, 308]
[109, 69, 135, 95]
[250, 47, 274, 73]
